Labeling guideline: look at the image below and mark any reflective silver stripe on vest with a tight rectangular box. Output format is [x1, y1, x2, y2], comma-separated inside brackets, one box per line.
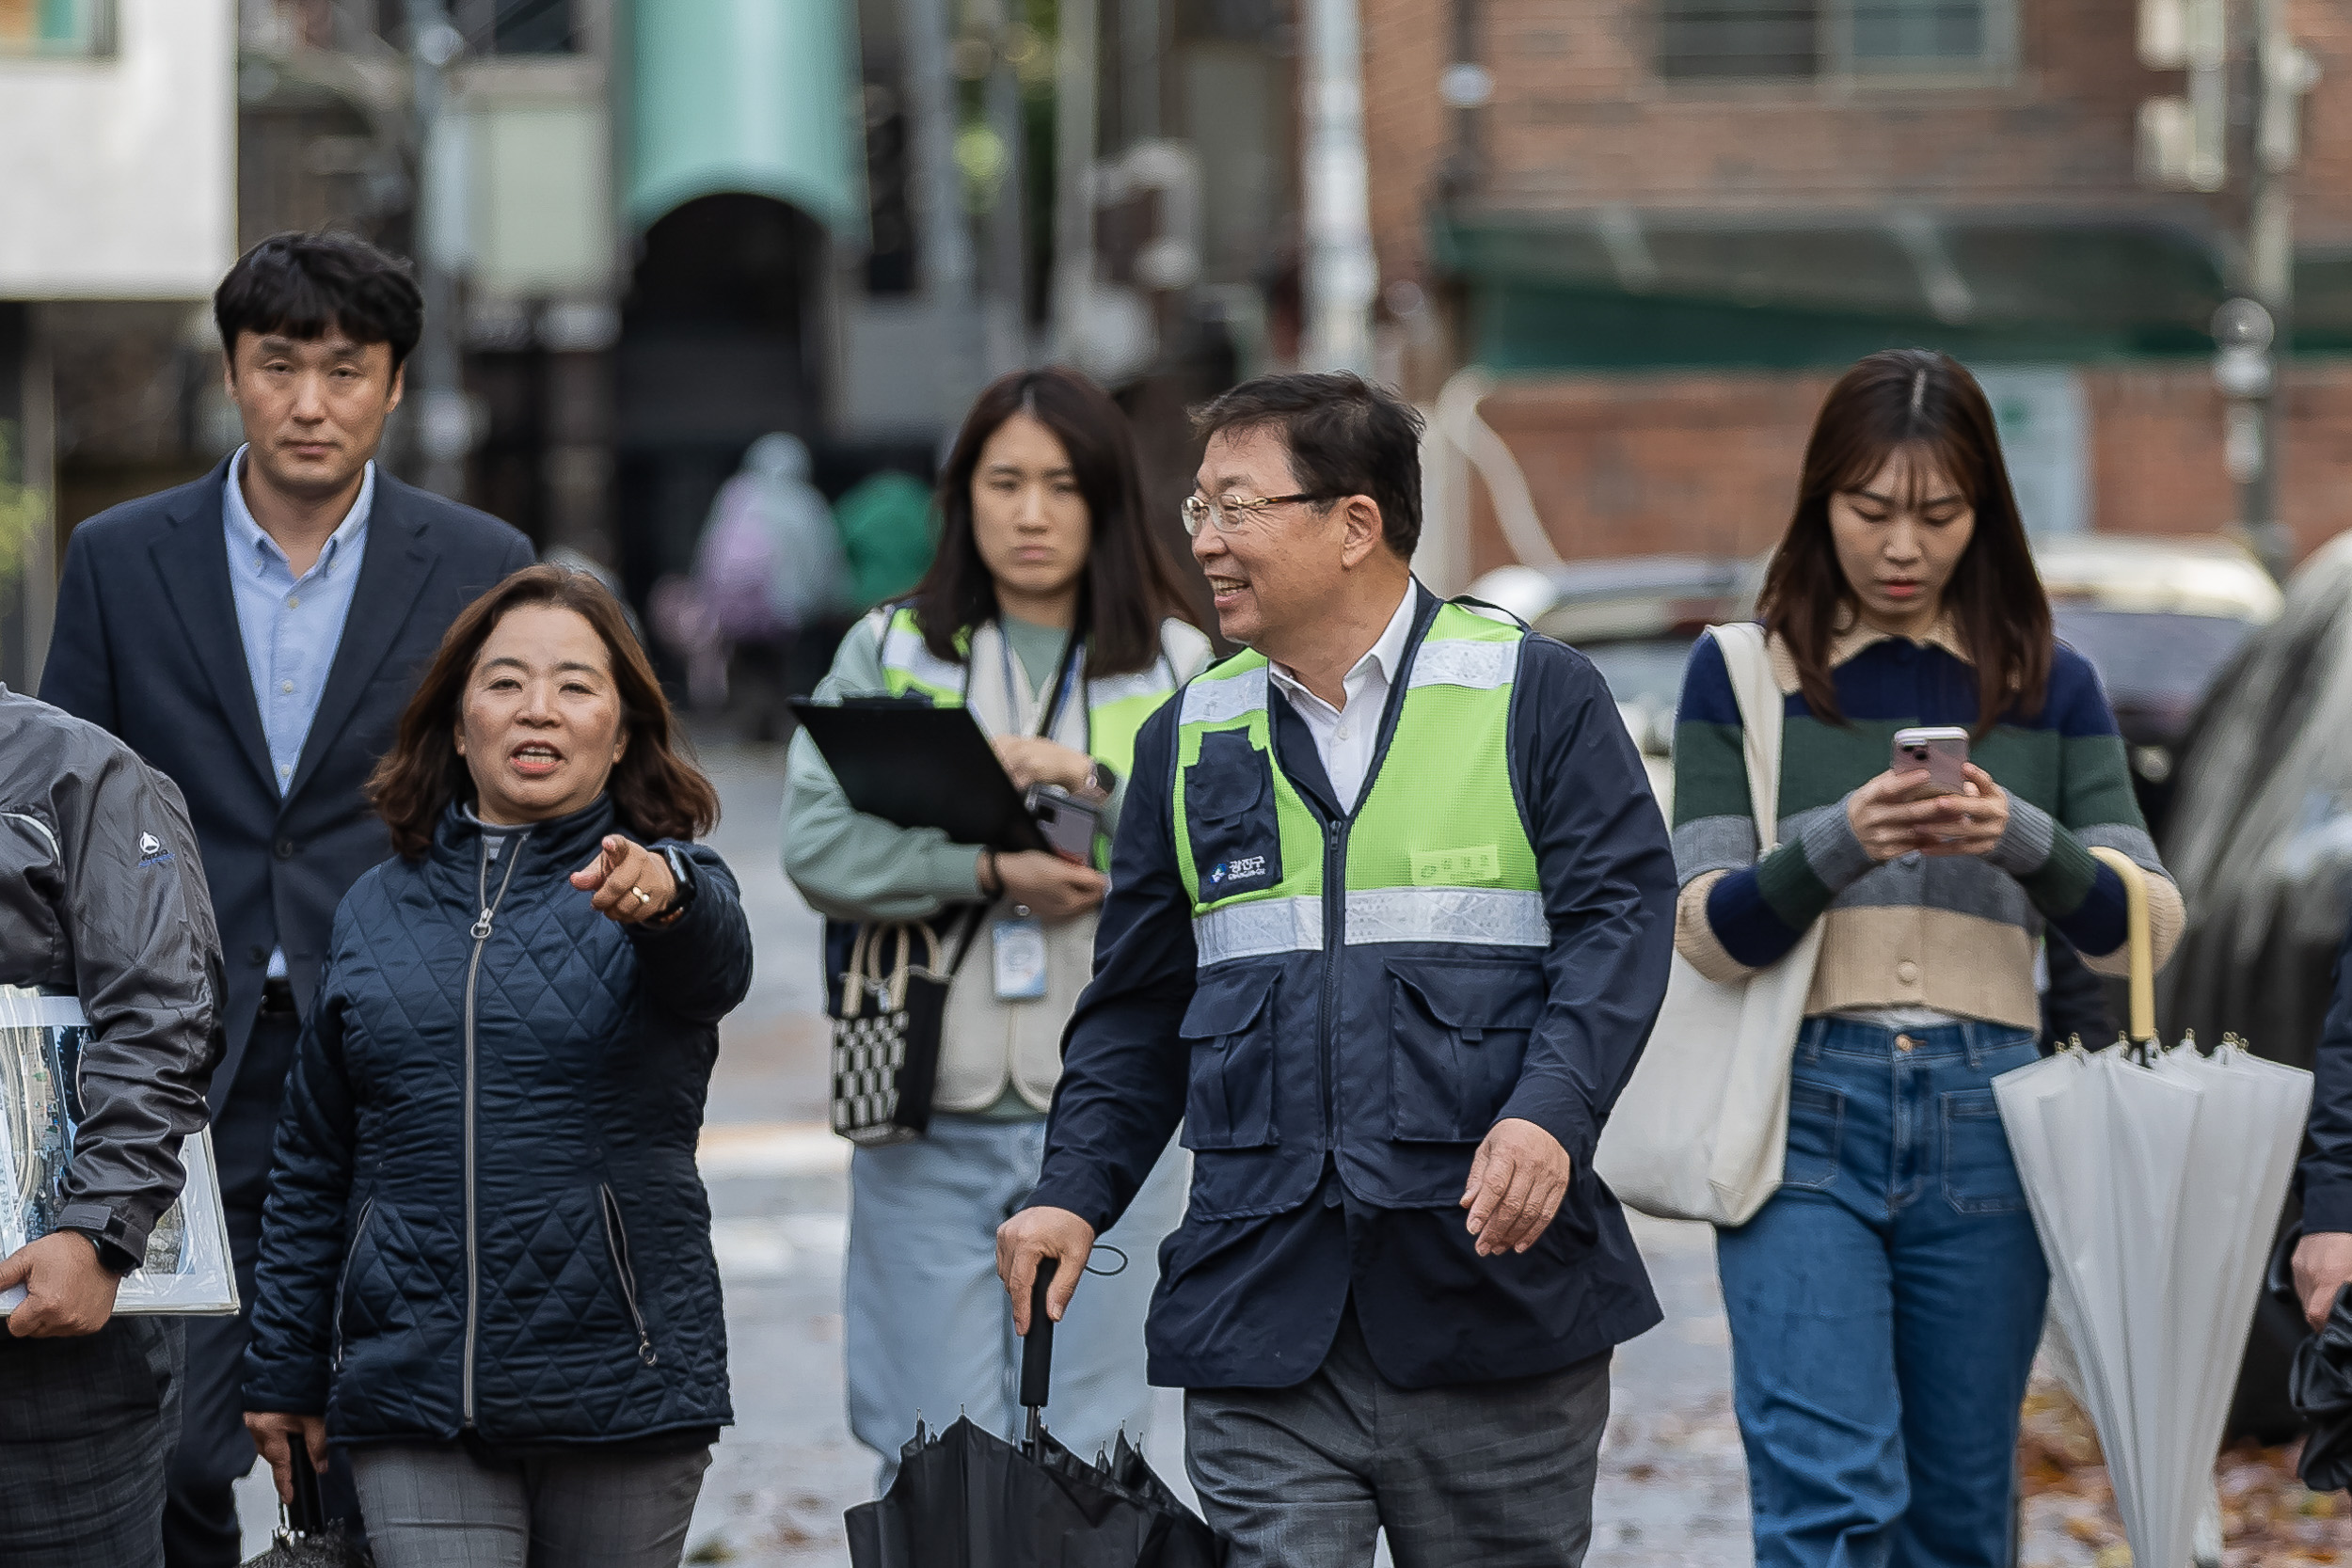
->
[1089, 667, 1176, 708]
[1343, 887, 1548, 947]
[879, 620, 968, 695]
[1180, 667, 1268, 726]
[1193, 895, 1324, 964]
[1406, 638, 1518, 691]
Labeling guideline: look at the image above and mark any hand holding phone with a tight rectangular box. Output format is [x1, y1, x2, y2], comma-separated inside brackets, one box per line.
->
[1892, 727, 1968, 798]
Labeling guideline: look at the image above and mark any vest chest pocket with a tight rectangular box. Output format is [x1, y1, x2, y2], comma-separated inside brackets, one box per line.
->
[1178, 966, 1280, 1151]
[1184, 730, 1284, 905]
[1387, 958, 1544, 1142]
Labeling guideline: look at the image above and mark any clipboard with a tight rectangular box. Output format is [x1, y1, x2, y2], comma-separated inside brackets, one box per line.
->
[791, 697, 1049, 853]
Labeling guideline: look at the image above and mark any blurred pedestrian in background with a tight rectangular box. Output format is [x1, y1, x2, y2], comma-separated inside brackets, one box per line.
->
[784, 366, 1210, 1488]
[0, 686, 221, 1567]
[38, 229, 533, 1567]
[999, 372, 1677, 1568]
[685, 432, 853, 739]
[1668, 349, 2181, 1567]
[831, 467, 938, 613]
[242, 566, 749, 1568]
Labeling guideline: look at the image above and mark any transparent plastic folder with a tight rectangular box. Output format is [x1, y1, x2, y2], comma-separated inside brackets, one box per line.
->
[0, 986, 237, 1315]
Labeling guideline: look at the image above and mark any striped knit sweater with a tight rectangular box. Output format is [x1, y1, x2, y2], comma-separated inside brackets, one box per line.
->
[1670, 618, 2183, 1030]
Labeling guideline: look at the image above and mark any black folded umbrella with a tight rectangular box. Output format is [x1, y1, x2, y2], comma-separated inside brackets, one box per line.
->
[845, 1260, 1225, 1567]
[2292, 1281, 2352, 1492]
[241, 1432, 373, 1566]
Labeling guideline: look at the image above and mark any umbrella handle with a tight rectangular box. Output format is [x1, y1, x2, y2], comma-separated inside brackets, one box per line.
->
[1020, 1257, 1057, 1413]
[2089, 847, 2155, 1048]
[288, 1428, 326, 1535]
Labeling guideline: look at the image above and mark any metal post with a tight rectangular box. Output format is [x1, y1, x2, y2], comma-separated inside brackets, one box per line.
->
[403, 0, 469, 498]
[1301, 0, 1375, 374]
[1051, 0, 1099, 361]
[902, 0, 981, 416]
[979, 0, 1030, 373]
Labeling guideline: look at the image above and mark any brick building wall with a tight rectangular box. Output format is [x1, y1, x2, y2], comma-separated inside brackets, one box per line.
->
[1365, 0, 2352, 295]
[1463, 360, 2352, 572]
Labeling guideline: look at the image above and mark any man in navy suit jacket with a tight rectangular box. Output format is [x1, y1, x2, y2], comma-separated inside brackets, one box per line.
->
[40, 231, 533, 1568]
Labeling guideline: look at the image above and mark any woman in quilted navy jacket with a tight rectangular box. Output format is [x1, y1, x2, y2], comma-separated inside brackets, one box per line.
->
[242, 565, 752, 1568]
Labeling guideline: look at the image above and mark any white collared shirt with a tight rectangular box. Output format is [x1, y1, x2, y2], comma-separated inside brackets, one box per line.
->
[1266, 581, 1417, 814]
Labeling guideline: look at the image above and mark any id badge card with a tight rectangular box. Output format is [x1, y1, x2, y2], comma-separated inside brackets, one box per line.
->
[993, 916, 1049, 1001]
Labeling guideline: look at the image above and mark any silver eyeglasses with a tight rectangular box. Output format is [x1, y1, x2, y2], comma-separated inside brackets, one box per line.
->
[1180, 491, 1335, 537]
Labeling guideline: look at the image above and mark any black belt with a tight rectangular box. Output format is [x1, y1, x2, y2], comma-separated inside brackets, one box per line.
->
[259, 976, 298, 1017]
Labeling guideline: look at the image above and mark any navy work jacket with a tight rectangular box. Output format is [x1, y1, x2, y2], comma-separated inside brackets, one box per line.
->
[1026, 590, 1677, 1390]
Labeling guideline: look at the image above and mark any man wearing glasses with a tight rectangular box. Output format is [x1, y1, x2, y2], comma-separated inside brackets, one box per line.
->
[998, 372, 1677, 1566]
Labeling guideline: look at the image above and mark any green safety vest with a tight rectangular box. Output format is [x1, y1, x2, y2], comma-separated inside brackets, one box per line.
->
[1167, 595, 1551, 1217]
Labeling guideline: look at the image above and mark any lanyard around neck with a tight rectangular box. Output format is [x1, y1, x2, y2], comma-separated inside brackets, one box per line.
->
[996, 624, 1086, 742]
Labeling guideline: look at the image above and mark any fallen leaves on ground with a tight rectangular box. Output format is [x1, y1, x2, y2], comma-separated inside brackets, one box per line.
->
[2017, 1371, 2350, 1566]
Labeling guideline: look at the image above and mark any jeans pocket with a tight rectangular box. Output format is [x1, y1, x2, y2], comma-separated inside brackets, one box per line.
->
[1942, 1088, 2027, 1213]
[1781, 1080, 1843, 1190]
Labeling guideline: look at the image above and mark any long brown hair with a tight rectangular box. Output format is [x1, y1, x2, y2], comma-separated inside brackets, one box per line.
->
[907, 366, 1201, 676]
[1757, 349, 2052, 736]
[369, 565, 720, 859]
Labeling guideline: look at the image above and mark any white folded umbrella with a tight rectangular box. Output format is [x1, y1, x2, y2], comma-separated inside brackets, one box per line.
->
[1994, 849, 2312, 1568]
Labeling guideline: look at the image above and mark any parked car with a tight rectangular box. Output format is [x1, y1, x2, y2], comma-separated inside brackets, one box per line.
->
[1466, 556, 1752, 818]
[2154, 531, 2346, 1440]
[2035, 533, 2282, 840]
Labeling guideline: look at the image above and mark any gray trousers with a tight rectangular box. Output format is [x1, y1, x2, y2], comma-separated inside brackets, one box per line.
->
[1184, 1308, 1611, 1568]
[348, 1442, 712, 1568]
[0, 1316, 183, 1568]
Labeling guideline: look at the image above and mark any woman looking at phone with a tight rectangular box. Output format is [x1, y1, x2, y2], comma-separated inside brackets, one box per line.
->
[783, 367, 1210, 1486]
[1668, 349, 2181, 1567]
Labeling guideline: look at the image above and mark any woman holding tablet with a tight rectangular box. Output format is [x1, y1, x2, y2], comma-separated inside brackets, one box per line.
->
[784, 367, 1210, 1487]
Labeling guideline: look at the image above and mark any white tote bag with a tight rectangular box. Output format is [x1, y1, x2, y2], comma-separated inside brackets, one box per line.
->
[1594, 622, 1826, 1227]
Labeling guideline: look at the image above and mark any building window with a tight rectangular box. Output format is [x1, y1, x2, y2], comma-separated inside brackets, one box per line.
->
[0, 0, 115, 56]
[1660, 0, 2002, 81]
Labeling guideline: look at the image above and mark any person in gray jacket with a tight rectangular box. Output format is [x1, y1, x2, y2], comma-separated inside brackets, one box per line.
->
[0, 683, 223, 1567]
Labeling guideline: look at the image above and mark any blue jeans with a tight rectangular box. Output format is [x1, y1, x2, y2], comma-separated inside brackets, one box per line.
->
[1716, 1017, 2048, 1568]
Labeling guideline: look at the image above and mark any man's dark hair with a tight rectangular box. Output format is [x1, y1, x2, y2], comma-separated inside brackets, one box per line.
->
[1189, 372, 1425, 559]
[214, 231, 424, 374]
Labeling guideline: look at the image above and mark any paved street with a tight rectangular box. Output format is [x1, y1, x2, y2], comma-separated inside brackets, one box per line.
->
[234, 743, 1758, 1561]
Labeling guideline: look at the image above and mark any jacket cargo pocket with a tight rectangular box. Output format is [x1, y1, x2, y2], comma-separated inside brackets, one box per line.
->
[1388, 958, 1544, 1142]
[1179, 965, 1280, 1151]
[1183, 730, 1283, 905]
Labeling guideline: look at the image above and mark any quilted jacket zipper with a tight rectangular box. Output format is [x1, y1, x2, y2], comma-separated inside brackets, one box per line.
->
[600, 1183, 659, 1367]
[461, 833, 526, 1426]
[330, 1196, 376, 1370]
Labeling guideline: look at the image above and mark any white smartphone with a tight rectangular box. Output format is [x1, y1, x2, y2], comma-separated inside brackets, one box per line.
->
[1892, 726, 1969, 796]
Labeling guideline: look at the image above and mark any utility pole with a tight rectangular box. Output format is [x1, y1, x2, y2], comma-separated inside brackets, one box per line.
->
[1300, 0, 1375, 375]
[977, 0, 1029, 374]
[403, 0, 469, 498]
[1050, 0, 1098, 362]
[902, 0, 981, 419]
[2138, 0, 2313, 577]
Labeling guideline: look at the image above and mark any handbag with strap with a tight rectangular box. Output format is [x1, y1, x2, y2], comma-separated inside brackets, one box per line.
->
[1595, 621, 1827, 1226]
[827, 911, 983, 1148]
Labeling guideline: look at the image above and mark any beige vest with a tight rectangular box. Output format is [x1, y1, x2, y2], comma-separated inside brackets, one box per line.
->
[930, 622, 1106, 1115]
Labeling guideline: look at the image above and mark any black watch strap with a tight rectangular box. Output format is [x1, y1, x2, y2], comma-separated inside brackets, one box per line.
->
[660, 846, 699, 914]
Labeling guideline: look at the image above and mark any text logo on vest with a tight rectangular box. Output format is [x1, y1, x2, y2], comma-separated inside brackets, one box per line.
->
[1209, 854, 1272, 889]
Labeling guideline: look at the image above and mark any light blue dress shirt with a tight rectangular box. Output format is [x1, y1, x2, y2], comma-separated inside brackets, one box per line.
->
[223, 444, 373, 977]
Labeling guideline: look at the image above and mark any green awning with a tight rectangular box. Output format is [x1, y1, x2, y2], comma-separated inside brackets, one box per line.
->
[625, 0, 865, 238]
[1429, 210, 2328, 371]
